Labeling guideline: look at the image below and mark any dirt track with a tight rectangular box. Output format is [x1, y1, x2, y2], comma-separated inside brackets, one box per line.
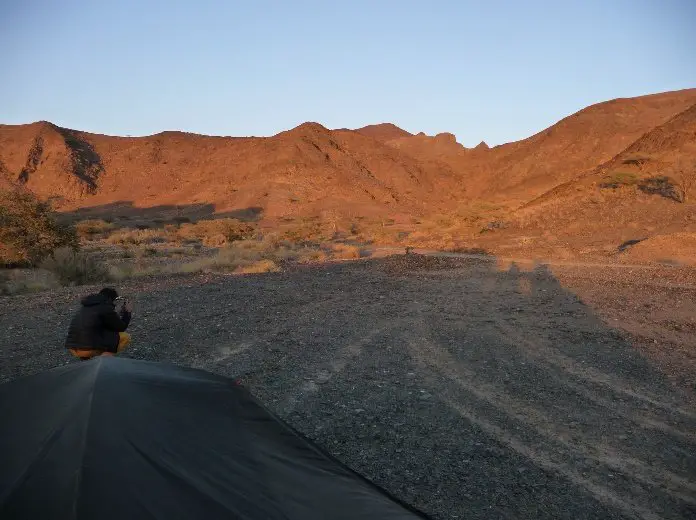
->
[1, 255, 695, 519]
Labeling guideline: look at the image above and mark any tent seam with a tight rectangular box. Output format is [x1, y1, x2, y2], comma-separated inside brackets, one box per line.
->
[70, 358, 103, 520]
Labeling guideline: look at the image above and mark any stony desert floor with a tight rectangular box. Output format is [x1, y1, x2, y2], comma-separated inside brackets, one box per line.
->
[1, 254, 695, 520]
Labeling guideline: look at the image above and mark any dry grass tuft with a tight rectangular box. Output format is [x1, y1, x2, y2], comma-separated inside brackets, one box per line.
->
[235, 259, 280, 274]
[75, 219, 116, 240]
[40, 247, 111, 286]
[0, 269, 59, 295]
[329, 243, 362, 259]
[176, 219, 255, 246]
[106, 228, 170, 245]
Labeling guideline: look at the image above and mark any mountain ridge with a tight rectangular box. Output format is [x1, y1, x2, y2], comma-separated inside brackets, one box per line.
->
[1, 89, 695, 252]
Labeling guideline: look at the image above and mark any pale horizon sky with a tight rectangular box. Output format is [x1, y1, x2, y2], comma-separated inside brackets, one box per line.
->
[1, 1, 695, 146]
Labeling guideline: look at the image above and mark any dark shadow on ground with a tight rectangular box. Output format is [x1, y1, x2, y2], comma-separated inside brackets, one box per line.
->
[1, 254, 694, 519]
[59, 201, 264, 225]
[638, 176, 680, 202]
[617, 238, 647, 252]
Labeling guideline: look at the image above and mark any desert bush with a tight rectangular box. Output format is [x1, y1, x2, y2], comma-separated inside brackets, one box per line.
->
[75, 219, 116, 239]
[638, 176, 679, 201]
[106, 228, 170, 245]
[297, 249, 329, 263]
[330, 244, 362, 259]
[485, 220, 508, 231]
[137, 247, 158, 257]
[621, 154, 651, 169]
[177, 236, 301, 274]
[670, 157, 696, 203]
[235, 259, 280, 274]
[177, 218, 255, 246]
[600, 171, 639, 189]
[0, 269, 59, 295]
[434, 215, 454, 227]
[362, 223, 410, 245]
[280, 219, 326, 245]
[0, 188, 78, 266]
[40, 247, 111, 286]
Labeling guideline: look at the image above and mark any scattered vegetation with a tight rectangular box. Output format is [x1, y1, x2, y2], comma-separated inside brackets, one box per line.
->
[631, 157, 696, 203]
[177, 218, 255, 246]
[637, 176, 679, 201]
[235, 259, 281, 274]
[671, 157, 696, 203]
[75, 219, 116, 239]
[151, 237, 289, 275]
[40, 247, 111, 286]
[330, 244, 362, 259]
[1, 201, 512, 294]
[279, 218, 326, 244]
[106, 228, 169, 245]
[600, 171, 639, 189]
[621, 154, 651, 169]
[0, 269, 58, 295]
[103, 218, 256, 247]
[0, 188, 78, 267]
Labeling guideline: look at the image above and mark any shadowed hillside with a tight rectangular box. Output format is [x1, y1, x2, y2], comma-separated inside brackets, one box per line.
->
[0, 121, 464, 221]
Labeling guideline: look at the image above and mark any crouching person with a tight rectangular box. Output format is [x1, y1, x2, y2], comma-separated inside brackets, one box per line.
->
[65, 287, 133, 360]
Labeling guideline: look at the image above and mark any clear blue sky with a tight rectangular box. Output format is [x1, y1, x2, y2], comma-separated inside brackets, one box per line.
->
[1, 0, 694, 146]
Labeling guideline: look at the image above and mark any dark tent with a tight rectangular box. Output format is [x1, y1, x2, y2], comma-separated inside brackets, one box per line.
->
[0, 357, 429, 519]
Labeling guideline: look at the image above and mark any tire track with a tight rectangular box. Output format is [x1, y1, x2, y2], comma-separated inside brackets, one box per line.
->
[279, 325, 388, 413]
[493, 319, 696, 420]
[404, 312, 696, 514]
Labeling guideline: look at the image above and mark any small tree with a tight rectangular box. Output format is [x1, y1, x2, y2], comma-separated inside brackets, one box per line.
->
[672, 156, 696, 203]
[0, 188, 78, 266]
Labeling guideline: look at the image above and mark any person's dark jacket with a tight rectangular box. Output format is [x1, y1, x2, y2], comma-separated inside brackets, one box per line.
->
[65, 294, 131, 352]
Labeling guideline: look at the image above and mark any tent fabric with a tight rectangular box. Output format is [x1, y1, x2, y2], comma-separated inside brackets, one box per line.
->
[0, 357, 429, 520]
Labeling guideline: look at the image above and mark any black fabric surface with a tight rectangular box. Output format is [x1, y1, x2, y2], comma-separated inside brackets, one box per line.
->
[0, 357, 429, 519]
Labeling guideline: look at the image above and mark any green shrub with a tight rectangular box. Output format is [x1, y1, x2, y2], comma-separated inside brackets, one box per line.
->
[40, 247, 111, 286]
[0, 188, 78, 266]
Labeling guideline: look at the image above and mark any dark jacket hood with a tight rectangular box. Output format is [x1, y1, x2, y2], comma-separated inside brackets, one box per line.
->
[81, 294, 113, 307]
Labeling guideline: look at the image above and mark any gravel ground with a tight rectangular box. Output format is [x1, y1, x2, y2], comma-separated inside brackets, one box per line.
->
[1, 255, 695, 519]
